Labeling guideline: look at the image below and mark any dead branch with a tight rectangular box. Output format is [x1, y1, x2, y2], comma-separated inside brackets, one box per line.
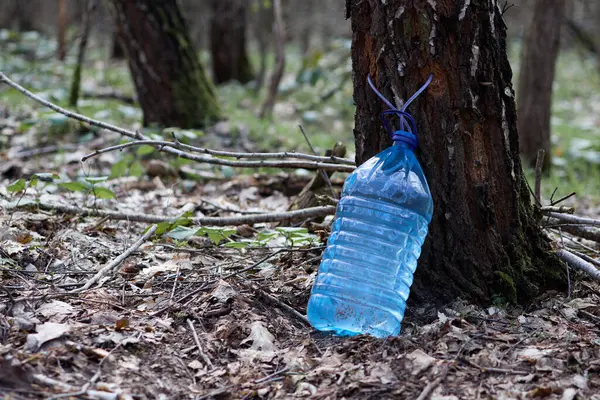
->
[556, 249, 600, 281]
[33, 374, 133, 400]
[187, 319, 214, 369]
[0, 72, 141, 140]
[547, 220, 600, 243]
[416, 369, 449, 400]
[259, 0, 285, 118]
[241, 280, 310, 326]
[81, 139, 355, 167]
[7, 201, 336, 225]
[570, 250, 600, 268]
[0, 72, 354, 172]
[547, 212, 600, 227]
[540, 206, 574, 214]
[299, 125, 337, 199]
[72, 224, 157, 292]
[81, 89, 136, 104]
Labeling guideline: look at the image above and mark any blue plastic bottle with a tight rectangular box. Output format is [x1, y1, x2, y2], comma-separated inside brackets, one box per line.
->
[307, 107, 433, 338]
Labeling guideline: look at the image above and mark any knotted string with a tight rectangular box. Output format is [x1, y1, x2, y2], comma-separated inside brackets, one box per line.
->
[366, 74, 433, 141]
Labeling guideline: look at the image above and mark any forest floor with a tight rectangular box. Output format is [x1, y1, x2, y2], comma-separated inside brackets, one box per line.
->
[2, 31, 600, 399]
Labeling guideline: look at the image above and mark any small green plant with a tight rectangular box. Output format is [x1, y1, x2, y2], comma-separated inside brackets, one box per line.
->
[160, 224, 320, 249]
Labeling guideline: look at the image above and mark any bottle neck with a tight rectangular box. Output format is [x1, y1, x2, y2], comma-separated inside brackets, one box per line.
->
[392, 140, 416, 152]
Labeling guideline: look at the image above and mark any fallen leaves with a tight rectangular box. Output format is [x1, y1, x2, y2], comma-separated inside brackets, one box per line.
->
[25, 322, 71, 352]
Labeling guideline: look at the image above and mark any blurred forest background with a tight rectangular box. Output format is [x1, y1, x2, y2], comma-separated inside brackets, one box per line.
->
[2, 2, 600, 398]
[0, 0, 599, 199]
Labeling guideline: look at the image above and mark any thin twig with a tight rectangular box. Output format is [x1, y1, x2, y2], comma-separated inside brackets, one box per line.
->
[299, 125, 338, 199]
[415, 369, 449, 400]
[72, 225, 157, 292]
[540, 206, 574, 214]
[550, 191, 576, 206]
[534, 149, 545, 206]
[33, 374, 132, 400]
[223, 250, 284, 279]
[186, 319, 214, 369]
[82, 138, 354, 165]
[81, 89, 136, 104]
[254, 367, 290, 384]
[547, 222, 600, 243]
[83, 141, 354, 171]
[8, 201, 336, 226]
[149, 282, 216, 317]
[242, 281, 310, 326]
[47, 335, 124, 400]
[556, 249, 600, 281]
[461, 358, 529, 375]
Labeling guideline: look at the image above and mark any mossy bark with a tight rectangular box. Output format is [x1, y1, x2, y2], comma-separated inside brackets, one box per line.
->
[209, 0, 254, 84]
[111, 0, 221, 128]
[346, 0, 565, 307]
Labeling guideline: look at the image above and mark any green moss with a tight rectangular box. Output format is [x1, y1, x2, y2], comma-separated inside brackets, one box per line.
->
[68, 61, 82, 107]
[493, 269, 517, 304]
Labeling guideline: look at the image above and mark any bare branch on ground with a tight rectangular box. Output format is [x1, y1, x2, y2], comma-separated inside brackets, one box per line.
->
[0, 72, 354, 172]
[548, 212, 600, 227]
[187, 319, 214, 369]
[72, 225, 157, 292]
[556, 249, 600, 281]
[7, 201, 336, 226]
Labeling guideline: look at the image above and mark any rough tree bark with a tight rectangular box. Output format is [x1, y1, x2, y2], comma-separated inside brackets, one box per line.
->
[209, 0, 254, 84]
[110, 0, 221, 128]
[347, 0, 565, 307]
[517, 0, 566, 170]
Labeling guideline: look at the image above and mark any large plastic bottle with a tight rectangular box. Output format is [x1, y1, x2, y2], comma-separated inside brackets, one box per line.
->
[307, 113, 433, 338]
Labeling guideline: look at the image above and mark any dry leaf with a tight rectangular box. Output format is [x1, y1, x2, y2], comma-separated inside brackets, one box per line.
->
[37, 300, 75, 322]
[406, 349, 436, 375]
[25, 322, 71, 352]
[241, 321, 275, 352]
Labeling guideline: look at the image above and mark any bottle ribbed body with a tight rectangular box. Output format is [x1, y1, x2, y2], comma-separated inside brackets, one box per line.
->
[307, 142, 433, 338]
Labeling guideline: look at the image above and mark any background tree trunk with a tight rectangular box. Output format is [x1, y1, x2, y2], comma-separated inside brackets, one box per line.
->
[250, 0, 273, 93]
[259, 0, 285, 118]
[517, 0, 566, 170]
[69, 0, 94, 107]
[111, 30, 126, 59]
[110, 0, 221, 128]
[57, 0, 67, 61]
[15, 1, 35, 31]
[347, 0, 565, 307]
[210, 0, 254, 84]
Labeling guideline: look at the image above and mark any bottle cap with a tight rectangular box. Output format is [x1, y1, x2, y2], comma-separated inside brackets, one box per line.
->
[392, 130, 418, 149]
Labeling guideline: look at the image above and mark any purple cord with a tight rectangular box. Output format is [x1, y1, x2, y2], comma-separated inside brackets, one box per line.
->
[366, 73, 433, 136]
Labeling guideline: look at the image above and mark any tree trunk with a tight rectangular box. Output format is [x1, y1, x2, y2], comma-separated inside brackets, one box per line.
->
[517, 0, 565, 170]
[209, 0, 254, 84]
[15, 0, 34, 32]
[259, 0, 286, 118]
[251, 0, 273, 93]
[69, 0, 94, 108]
[111, 30, 126, 59]
[110, 0, 221, 128]
[346, 0, 565, 307]
[57, 0, 67, 61]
